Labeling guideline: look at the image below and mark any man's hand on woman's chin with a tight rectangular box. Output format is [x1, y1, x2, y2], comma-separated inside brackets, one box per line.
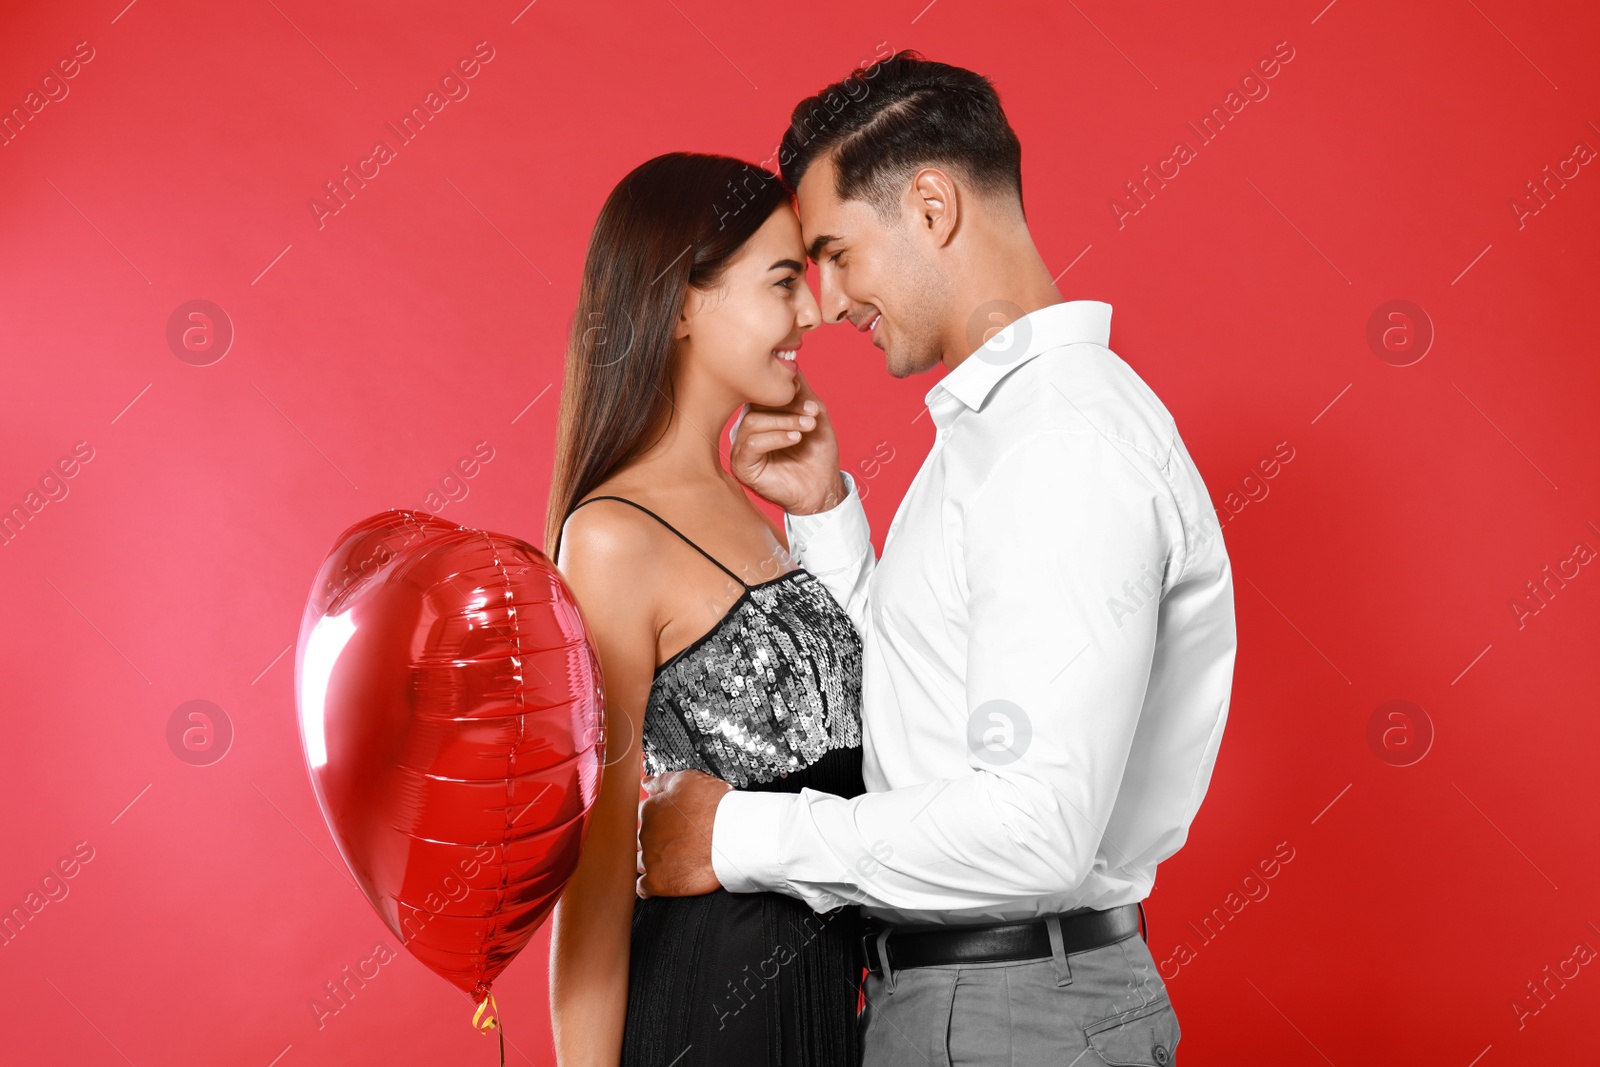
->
[636, 769, 734, 898]
[729, 370, 845, 515]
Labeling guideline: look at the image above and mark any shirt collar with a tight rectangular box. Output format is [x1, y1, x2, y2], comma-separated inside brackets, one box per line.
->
[925, 300, 1113, 427]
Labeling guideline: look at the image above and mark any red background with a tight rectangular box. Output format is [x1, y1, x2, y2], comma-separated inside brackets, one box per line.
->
[3, 0, 1597, 1063]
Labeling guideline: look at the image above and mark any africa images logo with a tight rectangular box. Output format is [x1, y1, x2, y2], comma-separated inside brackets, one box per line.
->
[308, 42, 497, 229]
[1109, 40, 1296, 229]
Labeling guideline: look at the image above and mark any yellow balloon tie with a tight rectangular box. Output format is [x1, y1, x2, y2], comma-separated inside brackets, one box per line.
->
[472, 991, 499, 1033]
[472, 992, 505, 1065]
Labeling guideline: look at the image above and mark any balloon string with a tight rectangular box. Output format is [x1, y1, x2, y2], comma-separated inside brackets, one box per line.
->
[472, 992, 505, 1066]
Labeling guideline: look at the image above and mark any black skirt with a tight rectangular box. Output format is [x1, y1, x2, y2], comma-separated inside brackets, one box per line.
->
[622, 746, 866, 1067]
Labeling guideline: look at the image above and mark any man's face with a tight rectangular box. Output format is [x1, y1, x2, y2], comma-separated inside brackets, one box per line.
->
[794, 154, 949, 379]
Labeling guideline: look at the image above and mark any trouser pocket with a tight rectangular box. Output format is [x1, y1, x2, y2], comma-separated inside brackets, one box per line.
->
[1083, 995, 1181, 1066]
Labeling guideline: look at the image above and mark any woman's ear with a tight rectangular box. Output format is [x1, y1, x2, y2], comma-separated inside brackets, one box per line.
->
[673, 287, 702, 341]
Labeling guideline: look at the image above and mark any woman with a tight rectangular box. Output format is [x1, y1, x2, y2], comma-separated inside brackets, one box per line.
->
[545, 152, 866, 1066]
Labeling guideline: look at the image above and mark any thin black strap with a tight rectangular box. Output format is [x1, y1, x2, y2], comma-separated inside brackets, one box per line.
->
[568, 495, 748, 589]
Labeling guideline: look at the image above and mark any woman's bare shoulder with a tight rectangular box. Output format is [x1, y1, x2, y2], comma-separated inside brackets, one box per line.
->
[556, 483, 667, 590]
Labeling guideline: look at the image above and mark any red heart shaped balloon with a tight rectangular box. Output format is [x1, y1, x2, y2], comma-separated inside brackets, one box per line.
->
[294, 509, 605, 1009]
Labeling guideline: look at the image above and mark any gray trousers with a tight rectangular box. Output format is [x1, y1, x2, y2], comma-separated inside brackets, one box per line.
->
[859, 921, 1180, 1066]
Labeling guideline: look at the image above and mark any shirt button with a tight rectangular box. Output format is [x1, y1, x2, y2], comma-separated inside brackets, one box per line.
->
[1154, 1044, 1170, 1065]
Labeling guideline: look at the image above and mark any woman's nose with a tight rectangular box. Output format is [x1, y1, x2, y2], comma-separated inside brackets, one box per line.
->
[797, 282, 822, 329]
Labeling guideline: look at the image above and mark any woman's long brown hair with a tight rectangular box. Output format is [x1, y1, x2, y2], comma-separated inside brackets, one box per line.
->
[544, 152, 791, 561]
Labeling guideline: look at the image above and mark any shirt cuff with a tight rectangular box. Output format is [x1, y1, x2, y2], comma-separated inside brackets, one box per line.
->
[710, 787, 794, 894]
[783, 470, 870, 572]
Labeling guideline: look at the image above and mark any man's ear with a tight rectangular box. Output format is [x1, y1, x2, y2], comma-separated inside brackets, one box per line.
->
[908, 166, 959, 248]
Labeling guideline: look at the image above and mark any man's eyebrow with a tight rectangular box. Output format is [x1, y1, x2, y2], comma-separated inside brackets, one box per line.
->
[768, 258, 806, 272]
[806, 233, 842, 263]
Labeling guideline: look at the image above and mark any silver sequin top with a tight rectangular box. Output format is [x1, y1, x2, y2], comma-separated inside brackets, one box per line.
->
[567, 494, 863, 789]
[645, 568, 863, 787]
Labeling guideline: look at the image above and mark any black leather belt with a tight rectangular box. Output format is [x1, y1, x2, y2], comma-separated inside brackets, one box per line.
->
[861, 903, 1142, 975]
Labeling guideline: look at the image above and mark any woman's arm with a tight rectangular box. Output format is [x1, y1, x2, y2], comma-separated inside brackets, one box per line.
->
[548, 508, 659, 1066]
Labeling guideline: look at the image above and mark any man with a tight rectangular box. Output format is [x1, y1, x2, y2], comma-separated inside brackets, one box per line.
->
[637, 50, 1236, 1065]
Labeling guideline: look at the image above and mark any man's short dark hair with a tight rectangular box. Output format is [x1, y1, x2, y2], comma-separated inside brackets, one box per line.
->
[778, 50, 1024, 222]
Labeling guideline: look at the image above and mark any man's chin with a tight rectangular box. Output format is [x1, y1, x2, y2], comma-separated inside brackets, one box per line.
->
[883, 346, 935, 380]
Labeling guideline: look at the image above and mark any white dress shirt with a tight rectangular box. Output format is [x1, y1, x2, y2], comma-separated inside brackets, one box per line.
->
[710, 299, 1237, 926]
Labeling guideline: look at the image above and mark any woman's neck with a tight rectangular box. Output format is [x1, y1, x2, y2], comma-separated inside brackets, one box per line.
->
[629, 388, 739, 490]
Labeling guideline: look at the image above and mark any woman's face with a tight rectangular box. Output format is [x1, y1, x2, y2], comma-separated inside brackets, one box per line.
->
[675, 203, 820, 409]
